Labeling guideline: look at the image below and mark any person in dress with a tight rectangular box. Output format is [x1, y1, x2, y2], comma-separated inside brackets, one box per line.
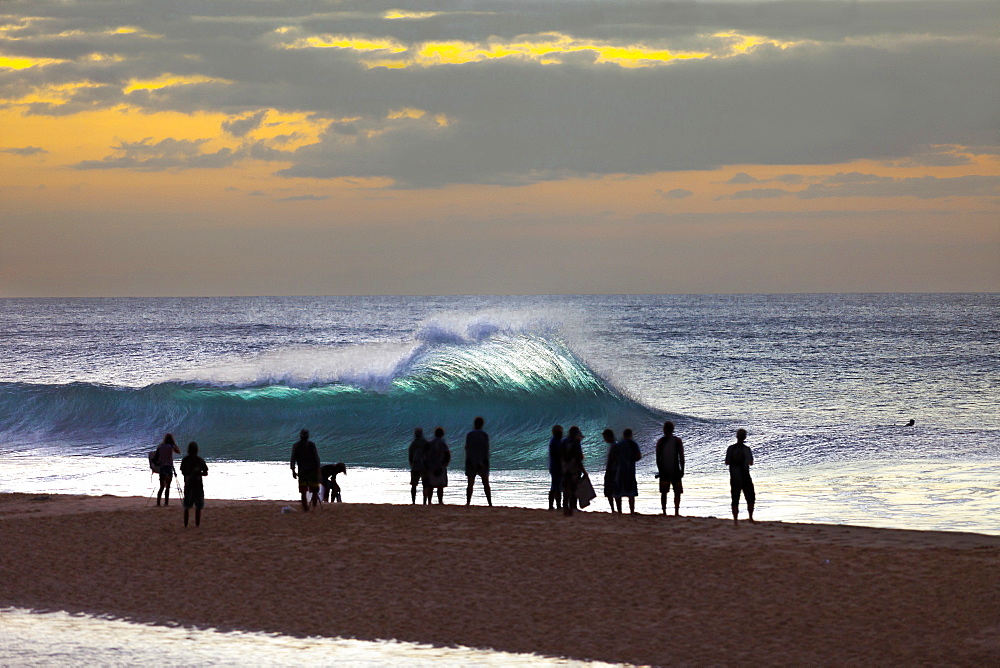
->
[656, 421, 685, 516]
[408, 427, 428, 504]
[724, 428, 755, 526]
[615, 428, 642, 515]
[290, 429, 321, 512]
[155, 433, 181, 507]
[464, 417, 492, 506]
[602, 429, 619, 512]
[561, 426, 584, 516]
[180, 441, 208, 527]
[423, 427, 451, 505]
[547, 425, 564, 510]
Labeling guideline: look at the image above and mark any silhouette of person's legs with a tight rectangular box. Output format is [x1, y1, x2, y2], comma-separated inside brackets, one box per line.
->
[674, 492, 681, 516]
[614, 497, 622, 514]
[627, 496, 636, 514]
[660, 492, 667, 515]
[300, 490, 309, 512]
[747, 501, 755, 523]
[483, 478, 492, 506]
[195, 507, 201, 527]
[436, 487, 444, 504]
[466, 476, 475, 505]
[184, 508, 190, 527]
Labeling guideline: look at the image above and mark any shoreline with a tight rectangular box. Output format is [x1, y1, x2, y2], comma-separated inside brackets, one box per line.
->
[2, 493, 998, 665]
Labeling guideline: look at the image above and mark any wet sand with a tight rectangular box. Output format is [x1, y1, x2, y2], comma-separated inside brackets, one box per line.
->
[1, 493, 998, 665]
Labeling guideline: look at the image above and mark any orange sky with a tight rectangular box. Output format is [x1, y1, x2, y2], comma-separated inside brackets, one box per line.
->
[2, 2, 998, 295]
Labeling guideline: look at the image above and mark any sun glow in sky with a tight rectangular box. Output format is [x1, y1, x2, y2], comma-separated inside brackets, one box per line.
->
[1, 1, 998, 296]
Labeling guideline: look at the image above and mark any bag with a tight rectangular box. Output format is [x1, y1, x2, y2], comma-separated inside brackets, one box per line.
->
[148, 450, 160, 473]
[577, 471, 597, 508]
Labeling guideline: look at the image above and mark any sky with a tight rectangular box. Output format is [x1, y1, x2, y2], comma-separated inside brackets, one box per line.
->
[1, 0, 998, 297]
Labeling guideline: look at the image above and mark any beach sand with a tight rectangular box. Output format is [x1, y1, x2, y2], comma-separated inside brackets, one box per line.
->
[1, 493, 998, 666]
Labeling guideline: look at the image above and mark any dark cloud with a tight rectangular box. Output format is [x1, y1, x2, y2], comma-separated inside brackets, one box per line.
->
[726, 172, 761, 184]
[222, 110, 268, 137]
[5, 1, 998, 186]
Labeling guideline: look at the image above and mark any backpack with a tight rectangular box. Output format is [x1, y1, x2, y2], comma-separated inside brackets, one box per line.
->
[148, 450, 160, 473]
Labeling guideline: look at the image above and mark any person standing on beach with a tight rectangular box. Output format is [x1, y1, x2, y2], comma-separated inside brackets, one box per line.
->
[615, 428, 642, 515]
[290, 429, 321, 512]
[725, 428, 755, 526]
[465, 417, 492, 506]
[602, 429, 619, 512]
[423, 427, 451, 504]
[408, 427, 429, 504]
[656, 421, 685, 516]
[155, 433, 181, 506]
[180, 441, 208, 527]
[548, 425, 564, 510]
[561, 426, 585, 516]
[320, 462, 347, 502]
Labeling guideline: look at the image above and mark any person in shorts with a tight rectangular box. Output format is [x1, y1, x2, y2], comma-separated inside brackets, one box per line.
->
[725, 428, 755, 526]
[180, 441, 208, 527]
[290, 429, 321, 512]
[464, 417, 492, 506]
[656, 421, 685, 516]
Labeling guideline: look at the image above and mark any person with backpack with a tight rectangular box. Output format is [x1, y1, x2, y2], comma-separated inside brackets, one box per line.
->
[155, 433, 181, 506]
[724, 428, 755, 526]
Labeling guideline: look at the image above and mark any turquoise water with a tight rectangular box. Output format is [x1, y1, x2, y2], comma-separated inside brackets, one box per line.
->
[1, 294, 997, 532]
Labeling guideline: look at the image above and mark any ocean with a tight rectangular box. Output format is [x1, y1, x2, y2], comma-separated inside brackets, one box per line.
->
[1, 294, 998, 533]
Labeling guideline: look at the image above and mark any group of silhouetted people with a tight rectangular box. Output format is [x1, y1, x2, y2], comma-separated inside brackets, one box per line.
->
[547, 421, 755, 524]
[408, 417, 493, 506]
[152, 433, 208, 527]
[153, 420, 758, 527]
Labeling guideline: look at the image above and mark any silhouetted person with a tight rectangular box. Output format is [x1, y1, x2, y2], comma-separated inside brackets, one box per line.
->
[905, 419, 915, 427]
[408, 427, 428, 504]
[616, 428, 641, 515]
[656, 421, 685, 516]
[424, 426, 451, 504]
[602, 429, 619, 512]
[548, 425, 564, 510]
[561, 426, 584, 516]
[465, 416, 492, 506]
[290, 429, 321, 512]
[155, 433, 181, 506]
[321, 462, 347, 502]
[725, 428, 755, 526]
[180, 441, 208, 527]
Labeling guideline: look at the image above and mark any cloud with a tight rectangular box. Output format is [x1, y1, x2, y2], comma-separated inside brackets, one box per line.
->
[657, 188, 693, 199]
[276, 193, 329, 201]
[4, 1, 998, 187]
[729, 188, 789, 200]
[725, 172, 761, 184]
[73, 138, 241, 171]
[2, 146, 48, 156]
[727, 174, 1000, 200]
[222, 110, 268, 137]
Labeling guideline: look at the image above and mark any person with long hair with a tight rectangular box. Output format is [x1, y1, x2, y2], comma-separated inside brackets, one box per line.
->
[155, 433, 181, 506]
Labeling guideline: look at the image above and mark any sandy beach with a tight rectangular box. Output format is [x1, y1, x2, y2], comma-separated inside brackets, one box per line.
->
[1, 493, 998, 665]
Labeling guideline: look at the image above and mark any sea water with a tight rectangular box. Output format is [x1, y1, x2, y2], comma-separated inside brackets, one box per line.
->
[1, 294, 997, 531]
[2, 294, 997, 663]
